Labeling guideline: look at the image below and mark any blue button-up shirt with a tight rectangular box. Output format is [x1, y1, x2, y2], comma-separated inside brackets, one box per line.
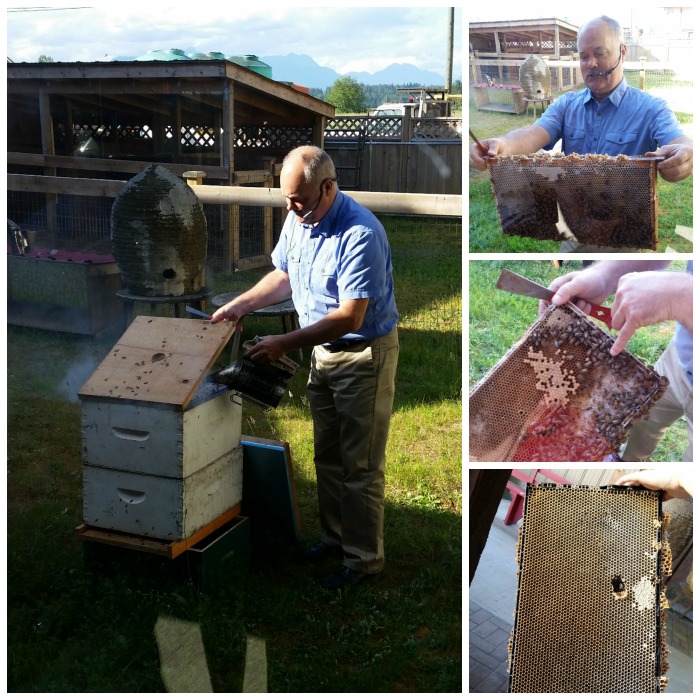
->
[272, 190, 399, 341]
[674, 260, 693, 383]
[536, 78, 685, 155]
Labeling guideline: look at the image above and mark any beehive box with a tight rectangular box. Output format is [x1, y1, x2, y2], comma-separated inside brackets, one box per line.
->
[79, 316, 240, 539]
[486, 154, 660, 250]
[83, 445, 243, 540]
[469, 303, 669, 461]
[81, 382, 241, 478]
[8, 256, 123, 335]
[508, 483, 672, 692]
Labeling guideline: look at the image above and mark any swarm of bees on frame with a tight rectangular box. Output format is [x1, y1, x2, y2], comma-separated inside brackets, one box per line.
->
[484, 153, 658, 249]
[469, 303, 669, 462]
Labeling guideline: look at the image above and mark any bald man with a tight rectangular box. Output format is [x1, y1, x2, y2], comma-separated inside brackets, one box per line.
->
[470, 15, 693, 253]
[213, 146, 399, 589]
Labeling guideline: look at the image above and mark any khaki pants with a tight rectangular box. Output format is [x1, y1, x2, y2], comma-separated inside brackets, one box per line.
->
[307, 326, 399, 574]
[622, 338, 693, 461]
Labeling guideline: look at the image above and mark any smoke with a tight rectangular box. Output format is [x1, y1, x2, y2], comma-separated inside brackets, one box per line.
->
[59, 353, 105, 403]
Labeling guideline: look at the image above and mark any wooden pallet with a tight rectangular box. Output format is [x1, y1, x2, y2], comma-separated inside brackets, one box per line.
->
[75, 503, 241, 559]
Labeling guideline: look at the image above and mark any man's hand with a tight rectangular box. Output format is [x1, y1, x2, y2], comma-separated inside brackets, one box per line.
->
[210, 302, 244, 325]
[614, 469, 693, 500]
[243, 335, 288, 364]
[646, 138, 693, 182]
[470, 138, 509, 171]
[537, 267, 616, 316]
[608, 271, 679, 354]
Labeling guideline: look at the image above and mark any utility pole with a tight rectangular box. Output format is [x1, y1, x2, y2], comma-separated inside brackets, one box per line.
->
[445, 7, 455, 92]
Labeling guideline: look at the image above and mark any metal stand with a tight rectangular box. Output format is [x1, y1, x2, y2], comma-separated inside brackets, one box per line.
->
[524, 97, 553, 119]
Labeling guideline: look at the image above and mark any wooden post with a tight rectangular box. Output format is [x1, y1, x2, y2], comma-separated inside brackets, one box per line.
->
[494, 31, 503, 82]
[230, 204, 240, 271]
[471, 53, 480, 86]
[313, 116, 325, 149]
[469, 469, 512, 585]
[222, 81, 236, 272]
[183, 171, 206, 187]
[262, 157, 276, 257]
[39, 88, 58, 245]
[175, 96, 183, 161]
[639, 56, 646, 91]
[183, 171, 208, 287]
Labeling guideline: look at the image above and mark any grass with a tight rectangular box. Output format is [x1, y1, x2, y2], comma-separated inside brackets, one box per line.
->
[7, 215, 462, 692]
[469, 259, 689, 462]
[468, 88, 694, 253]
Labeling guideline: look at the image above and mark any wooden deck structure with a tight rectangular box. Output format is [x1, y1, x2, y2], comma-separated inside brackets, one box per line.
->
[469, 18, 582, 92]
[7, 60, 461, 273]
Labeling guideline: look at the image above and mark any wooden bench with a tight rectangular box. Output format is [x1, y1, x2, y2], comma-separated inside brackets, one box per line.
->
[504, 468, 571, 525]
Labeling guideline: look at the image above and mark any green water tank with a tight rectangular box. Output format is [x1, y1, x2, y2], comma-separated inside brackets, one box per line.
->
[228, 54, 272, 79]
[134, 48, 191, 61]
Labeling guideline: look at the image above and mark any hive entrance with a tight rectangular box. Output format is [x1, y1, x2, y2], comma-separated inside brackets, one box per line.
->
[508, 484, 670, 692]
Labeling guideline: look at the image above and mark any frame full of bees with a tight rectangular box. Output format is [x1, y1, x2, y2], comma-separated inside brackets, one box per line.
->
[508, 483, 672, 692]
[485, 154, 661, 250]
[469, 303, 669, 462]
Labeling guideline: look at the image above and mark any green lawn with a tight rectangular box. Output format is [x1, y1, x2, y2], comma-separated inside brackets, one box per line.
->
[7, 215, 461, 692]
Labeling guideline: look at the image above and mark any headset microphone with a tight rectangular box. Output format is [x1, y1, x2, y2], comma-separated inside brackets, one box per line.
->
[602, 45, 623, 77]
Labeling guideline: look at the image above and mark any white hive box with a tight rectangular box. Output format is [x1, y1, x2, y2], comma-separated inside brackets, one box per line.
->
[81, 382, 241, 478]
[79, 316, 241, 540]
[82, 445, 243, 540]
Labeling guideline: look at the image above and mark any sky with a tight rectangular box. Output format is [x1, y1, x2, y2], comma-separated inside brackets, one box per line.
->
[5, 3, 463, 78]
[469, 3, 675, 34]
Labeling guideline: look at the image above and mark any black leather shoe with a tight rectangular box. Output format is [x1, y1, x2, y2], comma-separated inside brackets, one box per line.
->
[302, 541, 342, 564]
[320, 566, 376, 590]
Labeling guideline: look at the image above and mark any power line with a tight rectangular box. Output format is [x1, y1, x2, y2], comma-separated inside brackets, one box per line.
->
[7, 6, 91, 12]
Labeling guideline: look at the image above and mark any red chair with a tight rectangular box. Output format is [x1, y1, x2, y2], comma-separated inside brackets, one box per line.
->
[504, 469, 571, 525]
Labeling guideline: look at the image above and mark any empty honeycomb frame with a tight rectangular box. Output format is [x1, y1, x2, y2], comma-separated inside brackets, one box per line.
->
[486, 154, 660, 250]
[469, 303, 669, 462]
[508, 484, 672, 693]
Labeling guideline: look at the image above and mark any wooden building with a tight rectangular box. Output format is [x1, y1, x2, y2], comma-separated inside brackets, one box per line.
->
[7, 60, 461, 275]
[7, 60, 335, 271]
[7, 59, 334, 172]
[469, 18, 582, 92]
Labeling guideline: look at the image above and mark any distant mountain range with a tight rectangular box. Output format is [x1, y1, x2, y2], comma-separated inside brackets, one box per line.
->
[260, 53, 450, 89]
[110, 51, 456, 89]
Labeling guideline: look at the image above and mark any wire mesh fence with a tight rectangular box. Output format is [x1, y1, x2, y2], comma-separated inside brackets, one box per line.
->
[7, 187, 462, 352]
[471, 65, 694, 117]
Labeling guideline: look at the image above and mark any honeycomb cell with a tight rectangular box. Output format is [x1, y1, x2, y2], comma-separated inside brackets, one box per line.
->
[508, 484, 670, 693]
[469, 303, 669, 462]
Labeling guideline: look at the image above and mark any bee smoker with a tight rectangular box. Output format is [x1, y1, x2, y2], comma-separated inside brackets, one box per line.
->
[209, 338, 299, 408]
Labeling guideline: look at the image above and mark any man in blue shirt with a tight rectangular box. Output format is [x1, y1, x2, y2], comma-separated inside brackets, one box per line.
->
[470, 15, 694, 252]
[212, 146, 399, 589]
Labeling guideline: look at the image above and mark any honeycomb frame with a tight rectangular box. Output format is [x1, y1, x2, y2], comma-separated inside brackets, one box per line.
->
[485, 154, 659, 250]
[508, 483, 671, 693]
[469, 302, 669, 462]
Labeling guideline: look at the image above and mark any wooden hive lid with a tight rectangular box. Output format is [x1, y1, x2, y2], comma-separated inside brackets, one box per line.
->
[79, 316, 235, 408]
